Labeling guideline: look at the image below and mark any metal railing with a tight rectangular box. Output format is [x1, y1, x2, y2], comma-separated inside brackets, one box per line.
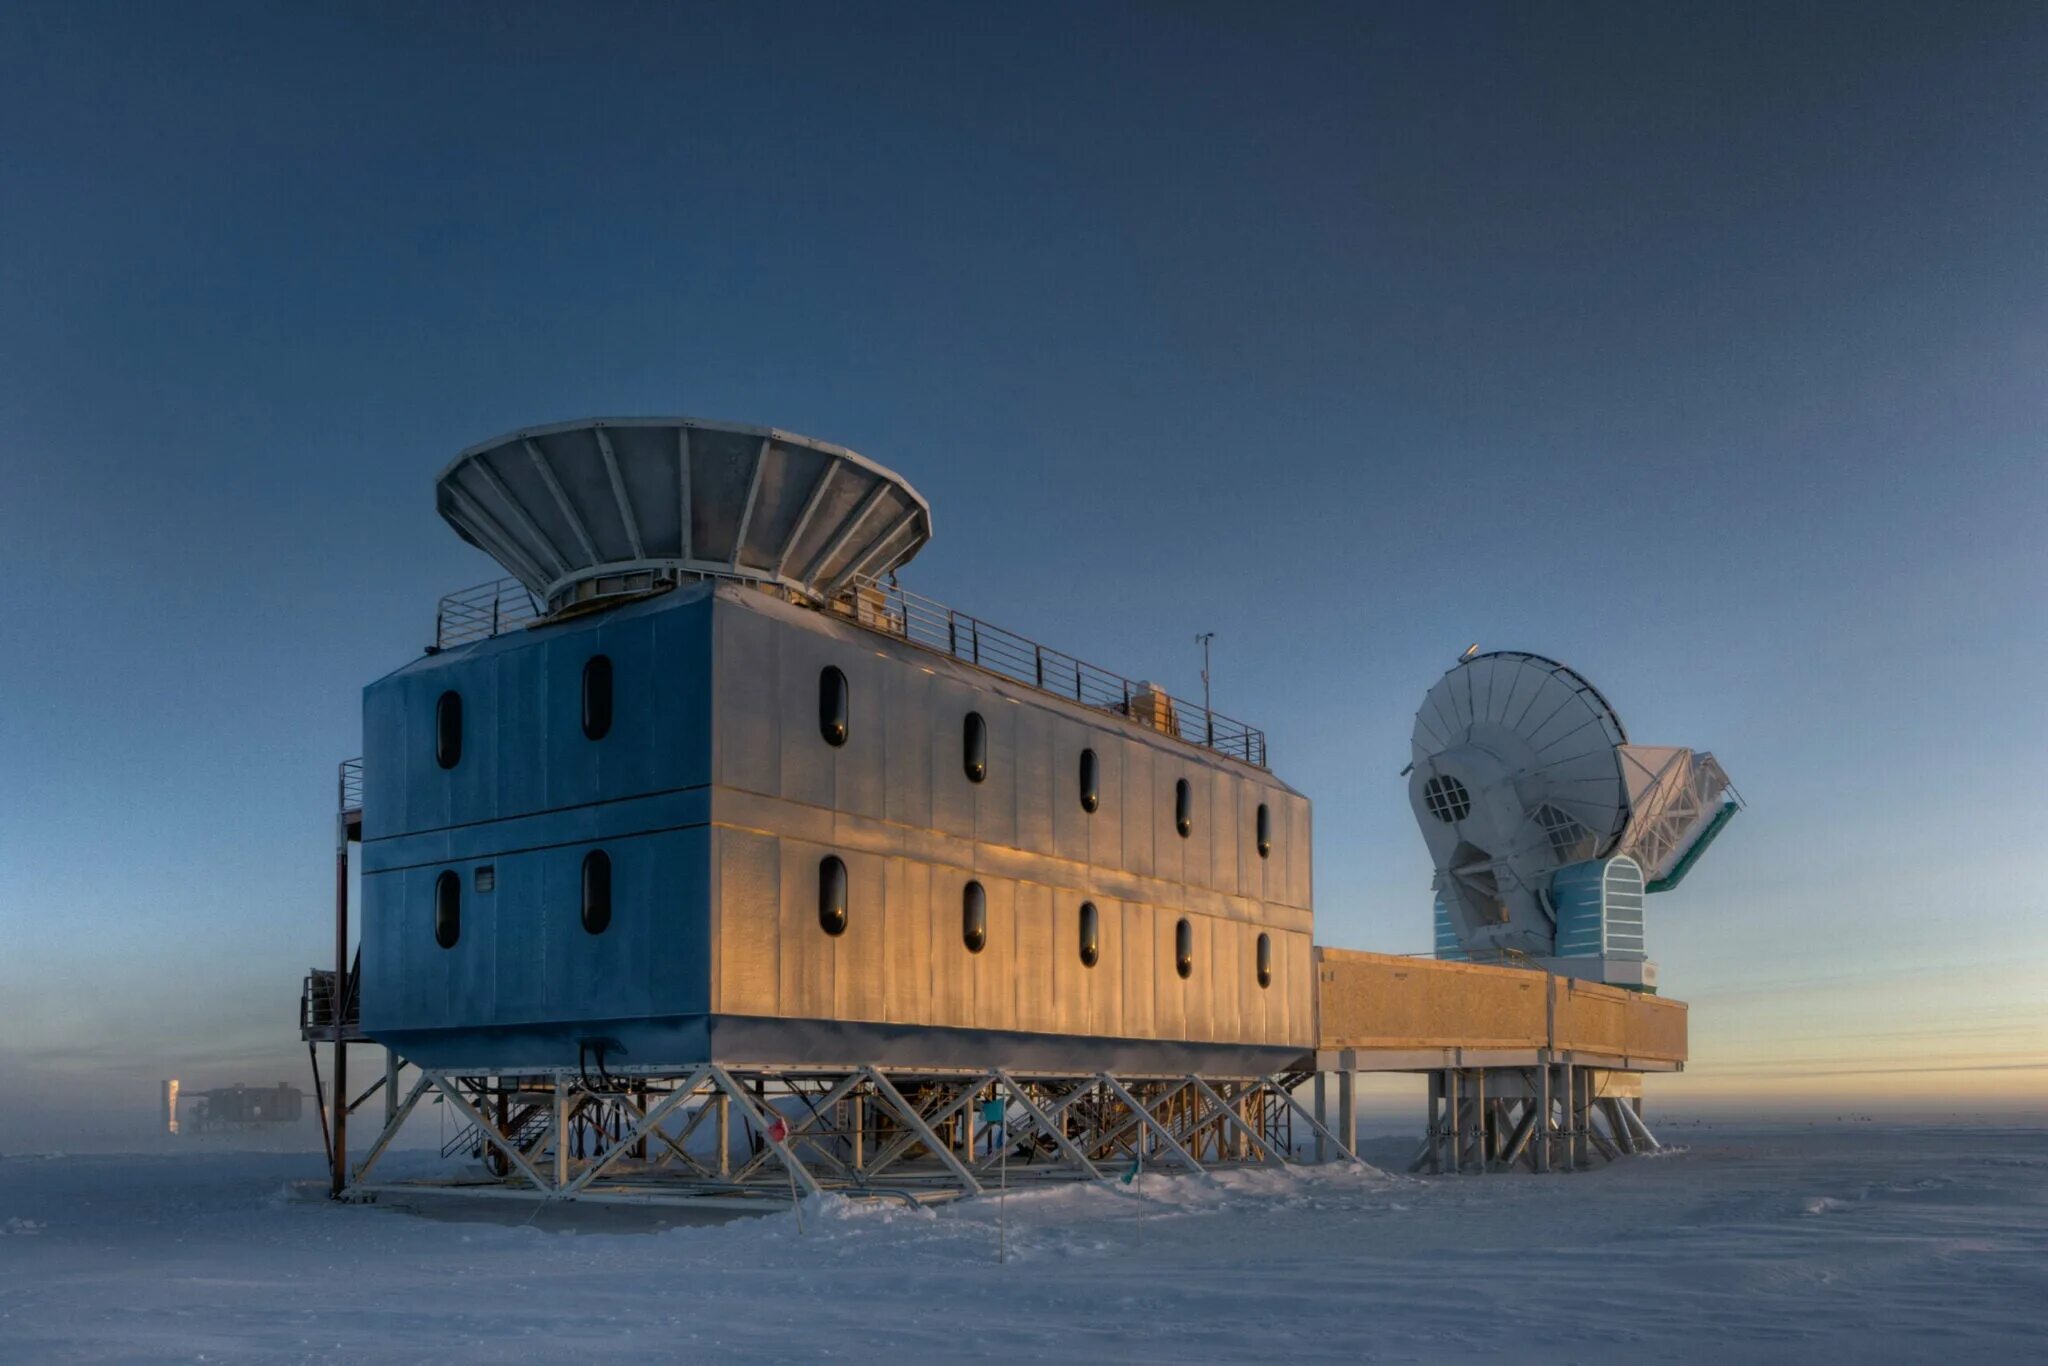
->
[436, 577, 540, 649]
[418, 572, 1269, 766]
[338, 757, 363, 814]
[300, 965, 361, 1041]
[840, 574, 1268, 767]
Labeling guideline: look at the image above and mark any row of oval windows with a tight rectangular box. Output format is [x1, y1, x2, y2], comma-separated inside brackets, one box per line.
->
[430, 849, 1274, 990]
[432, 663, 1276, 860]
[431, 849, 612, 949]
[823, 667, 1275, 856]
[820, 855, 1274, 988]
[431, 656, 615, 770]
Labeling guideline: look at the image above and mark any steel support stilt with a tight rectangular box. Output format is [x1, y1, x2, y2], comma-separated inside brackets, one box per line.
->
[1471, 1070, 1488, 1171]
[558, 1064, 713, 1196]
[859, 1067, 984, 1196]
[1187, 1077, 1283, 1163]
[350, 1072, 432, 1189]
[1604, 1098, 1638, 1156]
[1418, 1071, 1444, 1174]
[716, 1092, 730, 1176]
[1500, 1098, 1539, 1170]
[1336, 1069, 1356, 1158]
[553, 1074, 571, 1189]
[990, 1070, 1104, 1180]
[1098, 1073, 1206, 1176]
[1571, 1067, 1591, 1170]
[1443, 1069, 1460, 1174]
[1620, 1097, 1661, 1152]
[329, 830, 348, 1199]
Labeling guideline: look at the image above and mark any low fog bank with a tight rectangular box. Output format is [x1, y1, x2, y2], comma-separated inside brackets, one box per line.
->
[4, 1056, 2038, 1160]
[0, 1049, 323, 1157]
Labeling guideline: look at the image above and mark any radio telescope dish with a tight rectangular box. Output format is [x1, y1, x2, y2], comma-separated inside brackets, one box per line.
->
[1408, 650, 1737, 983]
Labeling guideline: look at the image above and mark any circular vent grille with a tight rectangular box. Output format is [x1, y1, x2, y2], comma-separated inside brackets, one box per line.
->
[1423, 774, 1472, 823]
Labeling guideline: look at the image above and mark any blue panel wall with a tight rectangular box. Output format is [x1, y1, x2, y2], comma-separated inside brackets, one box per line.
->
[1432, 886, 1468, 960]
[359, 588, 715, 1045]
[1550, 855, 1647, 961]
[360, 586, 714, 841]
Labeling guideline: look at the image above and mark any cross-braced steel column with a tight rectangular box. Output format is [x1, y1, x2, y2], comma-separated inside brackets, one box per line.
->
[1410, 1061, 1660, 1178]
[338, 1063, 1356, 1209]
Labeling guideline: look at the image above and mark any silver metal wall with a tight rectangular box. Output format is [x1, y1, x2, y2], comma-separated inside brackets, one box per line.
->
[706, 585, 1314, 1049]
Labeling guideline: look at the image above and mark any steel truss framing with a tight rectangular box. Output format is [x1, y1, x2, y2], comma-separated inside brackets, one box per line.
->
[1405, 1064, 1662, 1175]
[332, 1061, 1363, 1207]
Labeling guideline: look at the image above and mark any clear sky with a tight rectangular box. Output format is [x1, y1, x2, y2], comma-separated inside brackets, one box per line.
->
[2, 3, 2043, 1145]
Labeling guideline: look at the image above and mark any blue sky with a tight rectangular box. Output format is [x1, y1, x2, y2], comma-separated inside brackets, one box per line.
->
[2, 3, 2043, 1140]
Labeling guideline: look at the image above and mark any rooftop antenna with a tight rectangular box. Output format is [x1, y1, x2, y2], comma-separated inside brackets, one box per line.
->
[1196, 632, 1215, 731]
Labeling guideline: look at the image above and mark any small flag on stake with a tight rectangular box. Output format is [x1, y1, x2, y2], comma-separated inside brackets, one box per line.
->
[980, 1097, 1006, 1125]
[1122, 1149, 1142, 1185]
[766, 1112, 802, 1234]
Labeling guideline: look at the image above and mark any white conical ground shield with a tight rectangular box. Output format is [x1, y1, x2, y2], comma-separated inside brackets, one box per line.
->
[435, 417, 933, 614]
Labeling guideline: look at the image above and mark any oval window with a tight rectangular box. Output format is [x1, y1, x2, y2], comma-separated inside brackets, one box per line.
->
[1256, 802, 1272, 859]
[963, 711, 987, 784]
[1079, 747, 1099, 813]
[1256, 931, 1273, 989]
[581, 849, 612, 935]
[435, 691, 463, 769]
[819, 666, 849, 747]
[1175, 778, 1192, 838]
[1079, 901, 1100, 968]
[434, 869, 460, 949]
[818, 855, 848, 936]
[1175, 917, 1194, 979]
[582, 655, 613, 741]
[962, 880, 987, 954]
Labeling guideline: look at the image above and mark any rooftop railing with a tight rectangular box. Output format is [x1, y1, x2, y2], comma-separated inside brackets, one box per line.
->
[338, 757, 363, 814]
[420, 572, 1270, 767]
[436, 577, 540, 649]
[839, 574, 1268, 767]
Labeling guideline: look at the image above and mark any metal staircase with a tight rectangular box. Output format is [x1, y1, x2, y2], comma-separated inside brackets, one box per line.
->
[441, 1100, 552, 1162]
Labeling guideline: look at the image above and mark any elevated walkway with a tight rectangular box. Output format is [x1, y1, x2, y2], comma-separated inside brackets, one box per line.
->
[1309, 948, 1688, 1174]
[1312, 947, 1687, 1073]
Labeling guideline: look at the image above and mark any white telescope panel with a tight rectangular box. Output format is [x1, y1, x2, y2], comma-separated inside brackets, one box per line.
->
[1410, 651, 1632, 860]
[1407, 649, 1738, 980]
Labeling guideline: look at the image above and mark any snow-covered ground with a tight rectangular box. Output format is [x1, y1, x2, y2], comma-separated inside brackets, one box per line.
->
[1, 1121, 2041, 1363]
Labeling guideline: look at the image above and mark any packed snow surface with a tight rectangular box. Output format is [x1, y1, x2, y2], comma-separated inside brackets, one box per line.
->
[1, 1122, 2042, 1363]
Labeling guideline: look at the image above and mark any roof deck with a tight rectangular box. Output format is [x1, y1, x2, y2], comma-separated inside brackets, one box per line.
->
[429, 573, 1269, 767]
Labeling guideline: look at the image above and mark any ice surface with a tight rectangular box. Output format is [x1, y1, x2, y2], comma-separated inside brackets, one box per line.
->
[0, 1122, 2042, 1363]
